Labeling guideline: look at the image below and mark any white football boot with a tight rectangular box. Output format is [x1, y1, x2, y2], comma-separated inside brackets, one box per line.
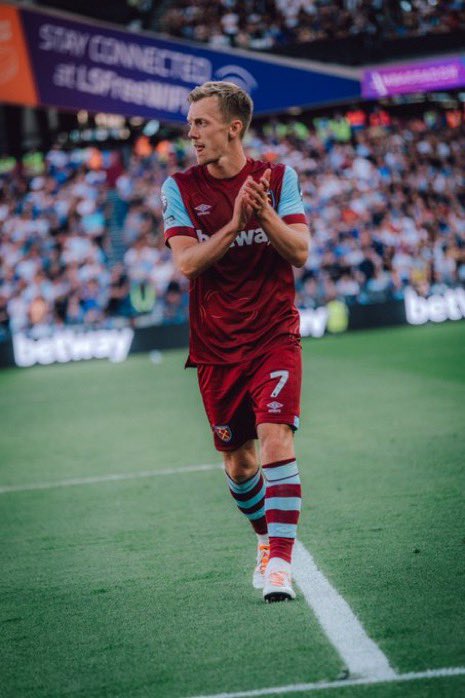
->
[252, 543, 270, 589]
[263, 558, 296, 603]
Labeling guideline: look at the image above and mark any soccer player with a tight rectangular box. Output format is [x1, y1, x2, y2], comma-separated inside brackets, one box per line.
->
[161, 81, 310, 602]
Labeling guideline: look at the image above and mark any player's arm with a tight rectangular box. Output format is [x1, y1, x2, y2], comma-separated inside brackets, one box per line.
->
[169, 218, 237, 279]
[163, 176, 253, 280]
[244, 167, 310, 268]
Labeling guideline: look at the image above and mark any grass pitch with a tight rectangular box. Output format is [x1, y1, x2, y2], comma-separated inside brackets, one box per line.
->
[1, 323, 464, 697]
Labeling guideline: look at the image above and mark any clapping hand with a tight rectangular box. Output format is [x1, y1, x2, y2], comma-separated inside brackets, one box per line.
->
[243, 168, 272, 217]
[233, 176, 254, 230]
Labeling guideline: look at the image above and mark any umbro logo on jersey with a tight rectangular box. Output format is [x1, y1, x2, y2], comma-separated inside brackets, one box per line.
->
[267, 401, 283, 413]
[195, 204, 212, 216]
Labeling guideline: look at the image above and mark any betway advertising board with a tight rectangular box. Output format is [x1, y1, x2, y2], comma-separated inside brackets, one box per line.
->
[12, 328, 134, 367]
[2, 287, 464, 369]
[404, 287, 465, 325]
[0, 2, 359, 119]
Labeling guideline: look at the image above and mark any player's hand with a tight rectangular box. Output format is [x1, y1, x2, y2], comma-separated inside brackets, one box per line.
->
[244, 168, 272, 218]
[260, 168, 271, 191]
[232, 176, 254, 230]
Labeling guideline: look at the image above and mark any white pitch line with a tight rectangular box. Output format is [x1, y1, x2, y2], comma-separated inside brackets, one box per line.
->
[188, 667, 465, 698]
[0, 463, 222, 494]
[293, 540, 396, 680]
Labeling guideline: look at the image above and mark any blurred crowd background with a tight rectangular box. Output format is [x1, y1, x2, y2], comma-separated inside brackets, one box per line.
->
[2, 104, 465, 338]
[161, 0, 465, 50]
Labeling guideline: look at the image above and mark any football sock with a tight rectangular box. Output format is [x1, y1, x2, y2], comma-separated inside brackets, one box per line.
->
[262, 457, 301, 564]
[226, 468, 268, 535]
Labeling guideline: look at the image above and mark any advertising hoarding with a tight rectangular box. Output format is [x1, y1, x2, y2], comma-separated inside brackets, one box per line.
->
[2, 288, 465, 369]
[362, 56, 465, 98]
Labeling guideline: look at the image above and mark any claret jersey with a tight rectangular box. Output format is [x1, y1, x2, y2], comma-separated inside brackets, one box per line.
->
[162, 158, 307, 365]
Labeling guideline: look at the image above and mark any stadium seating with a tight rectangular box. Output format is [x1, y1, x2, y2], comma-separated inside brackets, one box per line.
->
[158, 0, 465, 63]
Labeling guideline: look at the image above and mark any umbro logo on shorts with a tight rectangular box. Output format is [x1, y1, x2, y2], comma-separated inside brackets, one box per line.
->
[214, 425, 233, 443]
[267, 401, 283, 413]
[195, 204, 212, 216]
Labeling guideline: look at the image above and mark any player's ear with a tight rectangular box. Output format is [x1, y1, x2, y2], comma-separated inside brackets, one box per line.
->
[228, 119, 243, 140]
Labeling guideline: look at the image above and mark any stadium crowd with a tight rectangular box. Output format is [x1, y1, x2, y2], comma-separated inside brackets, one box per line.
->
[1, 107, 465, 337]
[160, 0, 465, 51]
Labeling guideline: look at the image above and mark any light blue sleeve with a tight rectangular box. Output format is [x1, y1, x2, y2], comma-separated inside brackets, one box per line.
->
[277, 166, 305, 218]
[161, 177, 194, 231]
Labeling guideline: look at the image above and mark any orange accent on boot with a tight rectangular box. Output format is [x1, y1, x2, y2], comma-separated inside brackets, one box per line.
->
[268, 571, 290, 587]
[258, 544, 270, 574]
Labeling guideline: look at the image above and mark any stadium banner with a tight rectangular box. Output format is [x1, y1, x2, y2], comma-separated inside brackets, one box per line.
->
[0, 2, 360, 118]
[1, 288, 465, 369]
[362, 55, 465, 99]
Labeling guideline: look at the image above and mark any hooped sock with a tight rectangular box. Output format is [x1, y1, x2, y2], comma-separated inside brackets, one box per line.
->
[262, 457, 301, 564]
[225, 468, 268, 535]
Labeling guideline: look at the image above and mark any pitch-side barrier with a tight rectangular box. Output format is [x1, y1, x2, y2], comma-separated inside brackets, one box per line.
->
[1, 286, 464, 369]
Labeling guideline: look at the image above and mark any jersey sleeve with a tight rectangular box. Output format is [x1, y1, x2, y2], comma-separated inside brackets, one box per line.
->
[277, 166, 307, 225]
[161, 177, 197, 247]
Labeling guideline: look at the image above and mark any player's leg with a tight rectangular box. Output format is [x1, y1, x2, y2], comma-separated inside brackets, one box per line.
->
[197, 362, 269, 589]
[251, 343, 303, 602]
[223, 440, 270, 588]
[257, 422, 301, 601]
[223, 439, 266, 537]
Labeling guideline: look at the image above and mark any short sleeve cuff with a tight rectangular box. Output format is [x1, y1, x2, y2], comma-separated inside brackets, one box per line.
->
[164, 226, 197, 247]
[282, 214, 307, 225]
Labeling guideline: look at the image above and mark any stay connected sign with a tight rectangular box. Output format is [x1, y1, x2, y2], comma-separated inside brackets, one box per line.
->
[0, 2, 360, 119]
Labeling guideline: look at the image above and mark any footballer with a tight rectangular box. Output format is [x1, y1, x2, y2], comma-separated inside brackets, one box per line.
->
[161, 81, 310, 602]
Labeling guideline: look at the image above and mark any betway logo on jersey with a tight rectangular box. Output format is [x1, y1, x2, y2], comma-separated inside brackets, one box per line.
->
[196, 228, 269, 247]
[13, 328, 134, 368]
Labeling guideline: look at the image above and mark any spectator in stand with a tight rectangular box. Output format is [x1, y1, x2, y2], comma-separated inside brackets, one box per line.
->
[0, 291, 9, 339]
[162, 280, 189, 324]
[106, 263, 131, 318]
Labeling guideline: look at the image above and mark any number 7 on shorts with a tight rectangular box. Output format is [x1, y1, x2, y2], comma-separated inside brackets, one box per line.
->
[270, 370, 289, 398]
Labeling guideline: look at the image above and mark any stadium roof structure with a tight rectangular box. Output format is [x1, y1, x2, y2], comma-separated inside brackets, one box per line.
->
[0, 1, 361, 120]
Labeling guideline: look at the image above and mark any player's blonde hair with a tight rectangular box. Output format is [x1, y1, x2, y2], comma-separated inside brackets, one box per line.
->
[188, 81, 253, 139]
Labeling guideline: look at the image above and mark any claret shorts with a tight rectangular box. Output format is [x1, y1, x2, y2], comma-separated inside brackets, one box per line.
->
[197, 341, 302, 452]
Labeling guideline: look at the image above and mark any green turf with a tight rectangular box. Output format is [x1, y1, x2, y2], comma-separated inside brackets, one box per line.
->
[1, 322, 464, 697]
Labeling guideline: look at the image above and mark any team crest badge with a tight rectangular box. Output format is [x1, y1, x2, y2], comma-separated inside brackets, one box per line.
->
[214, 425, 232, 443]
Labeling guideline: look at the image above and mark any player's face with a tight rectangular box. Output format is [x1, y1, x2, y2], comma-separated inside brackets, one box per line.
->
[187, 96, 236, 165]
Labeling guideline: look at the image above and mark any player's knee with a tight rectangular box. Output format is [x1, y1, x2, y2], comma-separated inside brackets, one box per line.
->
[258, 423, 294, 463]
[223, 443, 257, 482]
